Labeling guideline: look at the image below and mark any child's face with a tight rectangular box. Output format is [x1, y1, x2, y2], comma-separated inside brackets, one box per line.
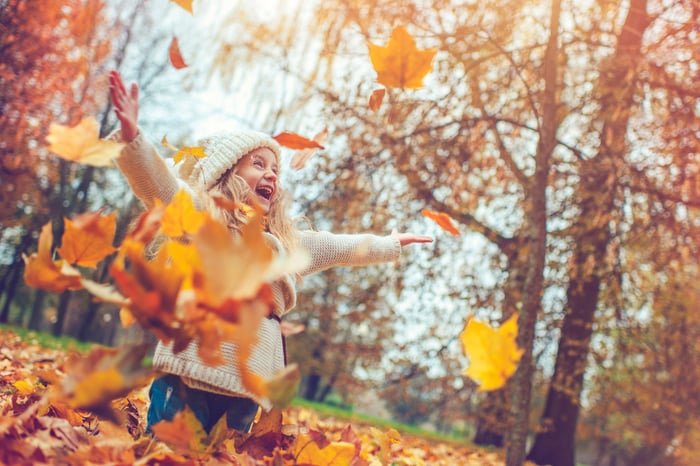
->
[234, 147, 279, 214]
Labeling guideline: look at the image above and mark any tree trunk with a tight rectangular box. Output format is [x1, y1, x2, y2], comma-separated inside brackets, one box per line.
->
[473, 388, 508, 447]
[53, 290, 72, 336]
[28, 289, 46, 330]
[504, 1, 560, 464]
[527, 2, 650, 465]
[0, 264, 21, 324]
[304, 373, 321, 401]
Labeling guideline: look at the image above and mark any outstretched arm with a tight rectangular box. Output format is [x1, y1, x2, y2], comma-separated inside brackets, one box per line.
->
[298, 229, 433, 276]
[392, 229, 434, 247]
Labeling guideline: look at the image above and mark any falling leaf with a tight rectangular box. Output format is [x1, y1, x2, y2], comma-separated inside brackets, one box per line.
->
[422, 208, 460, 236]
[168, 36, 188, 69]
[81, 279, 129, 307]
[161, 135, 205, 164]
[169, 0, 193, 14]
[290, 127, 328, 170]
[46, 117, 124, 167]
[160, 189, 208, 237]
[293, 431, 357, 466]
[369, 88, 386, 112]
[23, 223, 83, 293]
[460, 314, 524, 391]
[368, 25, 436, 89]
[56, 211, 117, 267]
[266, 363, 301, 409]
[56, 344, 154, 412]
[273, 131, 325, 150]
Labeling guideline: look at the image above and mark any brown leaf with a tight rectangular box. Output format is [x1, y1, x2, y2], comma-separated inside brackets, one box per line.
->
[369, 88, 386, 112]
[168, 36, 188, 69]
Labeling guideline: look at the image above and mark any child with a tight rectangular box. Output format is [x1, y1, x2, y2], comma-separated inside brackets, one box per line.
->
[108, 70, 433, 434]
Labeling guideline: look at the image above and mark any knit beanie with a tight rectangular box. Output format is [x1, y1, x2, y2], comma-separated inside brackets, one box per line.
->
[177, 129, 281, 191]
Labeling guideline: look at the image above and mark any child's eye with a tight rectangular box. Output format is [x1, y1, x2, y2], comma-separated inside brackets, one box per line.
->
[253, 160, 264, 168]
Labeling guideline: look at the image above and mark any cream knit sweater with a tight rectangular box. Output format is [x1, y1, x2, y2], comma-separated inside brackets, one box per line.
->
[115, 132, 401, 409]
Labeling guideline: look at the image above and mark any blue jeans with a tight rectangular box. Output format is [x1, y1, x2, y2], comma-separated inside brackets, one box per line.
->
[146, 374, 259, 433]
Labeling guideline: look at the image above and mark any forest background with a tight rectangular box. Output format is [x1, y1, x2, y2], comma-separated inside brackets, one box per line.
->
[1, 1, 698, 465]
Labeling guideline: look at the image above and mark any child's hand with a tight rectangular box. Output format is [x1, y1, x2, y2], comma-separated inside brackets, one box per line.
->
[392, 229, 434, 247]
[109, 70, 139, 143]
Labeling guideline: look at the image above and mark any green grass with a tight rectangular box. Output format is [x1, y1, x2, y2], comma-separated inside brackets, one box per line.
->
[0, 324, 94, 352]
[292, 397, 474, 447]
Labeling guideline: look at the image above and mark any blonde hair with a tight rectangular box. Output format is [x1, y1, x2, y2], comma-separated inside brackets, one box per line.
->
[204, 165, 298, 252]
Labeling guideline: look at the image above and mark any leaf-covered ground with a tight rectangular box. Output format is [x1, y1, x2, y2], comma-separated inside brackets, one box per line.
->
[0, 329, 517, 465]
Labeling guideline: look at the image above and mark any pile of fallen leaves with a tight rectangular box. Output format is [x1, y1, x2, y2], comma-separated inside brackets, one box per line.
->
[0, 329, 514, 465]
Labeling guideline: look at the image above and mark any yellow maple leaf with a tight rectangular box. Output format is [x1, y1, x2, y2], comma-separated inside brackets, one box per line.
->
[368, 25, 436, 89]
[460, 314, 524, 391]
[46, 117, 124, 167]
[160, 189, 208, 237]
[56, 211, 117, 267]
[161, 135, 205, 164]
[293, 432, 357, 466]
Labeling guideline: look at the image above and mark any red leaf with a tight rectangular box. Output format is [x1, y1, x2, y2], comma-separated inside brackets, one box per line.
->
[168, 36, 188, 69]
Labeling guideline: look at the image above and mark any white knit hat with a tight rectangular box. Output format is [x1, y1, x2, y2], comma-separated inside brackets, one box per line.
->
[177, 129, 281, 190]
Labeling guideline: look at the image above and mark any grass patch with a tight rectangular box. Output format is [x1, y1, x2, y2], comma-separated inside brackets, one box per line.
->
[0, 324, 93, 352]
[292, 397, 473, 447]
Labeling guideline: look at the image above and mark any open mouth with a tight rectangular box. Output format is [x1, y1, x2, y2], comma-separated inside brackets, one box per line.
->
[255, 186, 273, 201]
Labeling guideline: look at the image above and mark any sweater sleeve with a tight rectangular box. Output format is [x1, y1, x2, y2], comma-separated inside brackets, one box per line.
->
[297, 230, 401, 276]
[112, 130, 187, 209]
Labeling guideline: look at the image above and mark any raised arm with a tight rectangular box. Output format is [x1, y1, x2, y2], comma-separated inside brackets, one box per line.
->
[108, 70, 183, 208]
[109, 70, 139, 143]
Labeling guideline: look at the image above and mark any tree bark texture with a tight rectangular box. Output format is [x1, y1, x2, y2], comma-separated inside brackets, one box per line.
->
[527, 2, 651, 465]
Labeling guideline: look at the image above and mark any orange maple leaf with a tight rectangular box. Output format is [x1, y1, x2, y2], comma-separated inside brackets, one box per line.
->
[422, 208, 460, 236]
[56, 211, 117, 267]
[368, 25, 436, 89]
[290, 128, 328, 170]
[46, 117, 124, 167]
[273, 131, 325, 150]
[460, 314, 524, 391]
[169, 36, 188, 69]
[23, 223, 83, 293]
